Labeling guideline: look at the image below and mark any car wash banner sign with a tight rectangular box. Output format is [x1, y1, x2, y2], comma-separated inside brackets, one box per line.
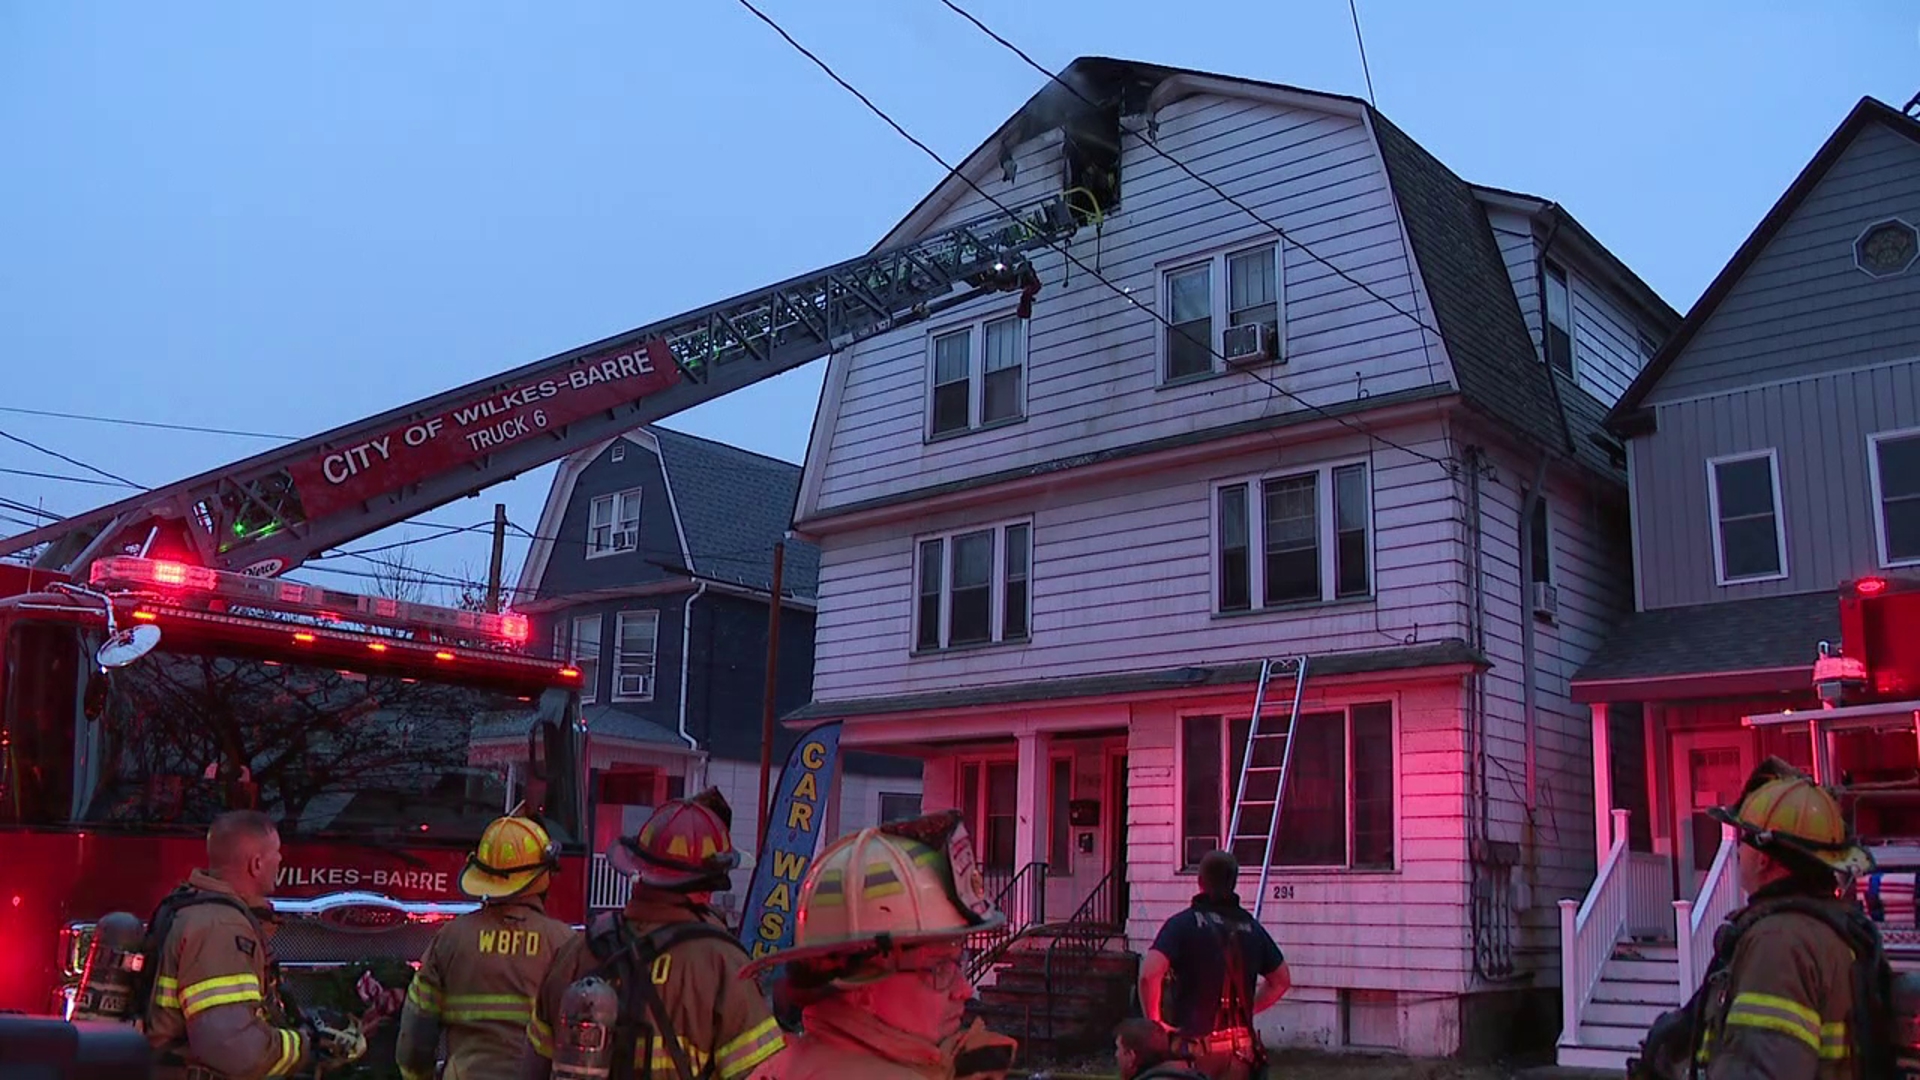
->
[739, 721, 842, 959]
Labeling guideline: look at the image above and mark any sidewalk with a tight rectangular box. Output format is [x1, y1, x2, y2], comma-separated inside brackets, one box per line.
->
[1013, 1050, 1626, 1080]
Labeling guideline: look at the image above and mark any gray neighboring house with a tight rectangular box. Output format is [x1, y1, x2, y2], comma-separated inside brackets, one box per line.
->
[1557, 96, 1920, 1067]
[513, 426, 922, 914]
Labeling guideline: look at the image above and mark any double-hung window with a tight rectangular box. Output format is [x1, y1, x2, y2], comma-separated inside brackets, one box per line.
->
[1544, 261, 1573, 376]
[587, 488, 642, 558]
[1707, 450, 1787, 584]
[914, 521, 1032, 651]
[553, 614, 602, 704]
[1214, 461, 1371, 612]
[1870, 429, 1920, 567]
[1163, 242, 1283, 382]
[613, 610, 660, 701]
[929, 314, 1025, 438]
[1178, 703, 1395, 871]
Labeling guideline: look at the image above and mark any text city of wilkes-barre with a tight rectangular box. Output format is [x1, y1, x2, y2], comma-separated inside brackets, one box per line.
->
[316, 351, 665, 487]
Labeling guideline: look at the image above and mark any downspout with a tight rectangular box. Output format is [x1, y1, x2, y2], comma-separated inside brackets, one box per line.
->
[677, 582, 708, 754]
[1520, 457, 1548, 808]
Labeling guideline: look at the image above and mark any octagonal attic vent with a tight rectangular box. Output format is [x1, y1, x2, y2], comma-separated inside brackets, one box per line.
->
[1855, 218, 1919, 278]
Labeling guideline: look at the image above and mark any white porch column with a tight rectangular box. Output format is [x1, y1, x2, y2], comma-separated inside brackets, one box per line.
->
[1590, 703, 1613, 868]
[1014, 731, 1052, 872]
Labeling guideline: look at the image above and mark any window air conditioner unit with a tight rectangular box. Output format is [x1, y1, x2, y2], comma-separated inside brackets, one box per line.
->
[1222, 322, 1276, 365]
[1531, 581, 1559, 620]
[612, 529, 637, 550]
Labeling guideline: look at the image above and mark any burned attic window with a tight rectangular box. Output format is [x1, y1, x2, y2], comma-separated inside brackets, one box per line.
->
[1060, 99, 1122, 225]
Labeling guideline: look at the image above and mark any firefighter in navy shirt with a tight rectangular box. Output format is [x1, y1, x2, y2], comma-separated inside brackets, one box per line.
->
[1137, 851, 1291, 1080]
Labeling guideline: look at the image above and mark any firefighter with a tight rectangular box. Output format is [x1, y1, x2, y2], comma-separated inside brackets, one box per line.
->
[395, 814, 577, 1080]
[1634, 756, 1890, 1080]
[523, 788, 786, 1080]
[736, 810, 1018, 1080]
[1112, 1018, 1208, 1080]
[144, 809, 366, 1080]
[1137, 850, 1289, 1080]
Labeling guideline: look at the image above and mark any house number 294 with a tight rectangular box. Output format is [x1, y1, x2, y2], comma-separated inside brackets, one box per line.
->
[1269, 884, 1295, 901]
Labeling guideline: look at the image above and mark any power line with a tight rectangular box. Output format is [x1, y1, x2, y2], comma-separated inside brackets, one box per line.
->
[0, 405, 296, 442]
[737, 0, 1452, 471]
[0, 466, 139, 489]
[1347, 0, 1378, 107]
[0, 428, 146, 489]
[935, 0, 1437, 343]
[0, 497, 63, 521]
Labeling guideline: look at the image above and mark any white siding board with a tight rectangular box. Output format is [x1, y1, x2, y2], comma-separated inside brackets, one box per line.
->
[1121, 683, 1474, 1001]
[812, 423, 1465, 698]
[813, 94, 1455, 512]
[1571, 282, 1649, 405]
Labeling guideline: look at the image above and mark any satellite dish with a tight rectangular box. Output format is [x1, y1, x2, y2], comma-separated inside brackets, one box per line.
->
[97, 623, 161, 670]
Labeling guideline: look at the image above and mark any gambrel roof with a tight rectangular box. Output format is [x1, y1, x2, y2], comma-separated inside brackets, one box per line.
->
[824, 56, 1673, 502]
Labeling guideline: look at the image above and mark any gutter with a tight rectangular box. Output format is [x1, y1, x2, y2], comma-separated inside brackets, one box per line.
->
[676, 582, 707, 752]
[1519, 456, 1548, 807]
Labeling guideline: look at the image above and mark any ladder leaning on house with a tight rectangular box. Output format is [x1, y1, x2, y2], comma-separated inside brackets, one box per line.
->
[1226, 655, 1311, 920]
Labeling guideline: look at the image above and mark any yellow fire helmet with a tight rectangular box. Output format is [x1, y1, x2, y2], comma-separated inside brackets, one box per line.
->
[1707, 756, 1874, 877]
[459, 815, 561, 901]
[740, 810, 1003, 980]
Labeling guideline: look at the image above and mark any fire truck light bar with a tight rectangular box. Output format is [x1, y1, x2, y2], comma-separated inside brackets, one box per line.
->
[89, 556, 531, 645]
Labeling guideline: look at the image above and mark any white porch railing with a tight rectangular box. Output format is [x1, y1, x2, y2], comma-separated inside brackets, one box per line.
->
[589, 853, 632, 911]
[1624, 851, 1674, 938]
[1674, 824, 1743, 996]
[1559, 809, 1636, 1047]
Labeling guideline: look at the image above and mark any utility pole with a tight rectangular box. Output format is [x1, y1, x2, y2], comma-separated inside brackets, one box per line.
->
[757, 539, 786, 852]
[485, 503, 508, 613]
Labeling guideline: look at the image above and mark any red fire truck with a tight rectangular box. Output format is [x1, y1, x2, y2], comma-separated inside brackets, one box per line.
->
[1742, 574, 1920, 966]
[0, 189, 1086, 1027]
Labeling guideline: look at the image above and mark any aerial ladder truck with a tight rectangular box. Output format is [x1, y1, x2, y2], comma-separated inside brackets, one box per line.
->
[0, 190, 1085, 1023]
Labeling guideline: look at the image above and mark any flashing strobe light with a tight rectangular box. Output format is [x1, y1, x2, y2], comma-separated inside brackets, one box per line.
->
[89, 555, 534, 646]
[558, 667, 581, 679]
[1857, 577, 1890, 597]
[293, 632, 317, 644]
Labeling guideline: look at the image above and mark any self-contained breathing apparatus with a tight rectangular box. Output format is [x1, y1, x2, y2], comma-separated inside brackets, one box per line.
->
[1625, 894, 1919, 1080]
[70, 912, 147, 1022]
[547, 913, 749, 1080]
[72, 887, 258, 1025]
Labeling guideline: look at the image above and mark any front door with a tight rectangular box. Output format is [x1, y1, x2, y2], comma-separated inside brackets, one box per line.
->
[1671, 729, 1753, 899]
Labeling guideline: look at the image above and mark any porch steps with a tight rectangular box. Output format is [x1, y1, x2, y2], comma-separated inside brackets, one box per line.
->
[967, 946, 1138, 1066]
[1557, 939, 1681, 1073]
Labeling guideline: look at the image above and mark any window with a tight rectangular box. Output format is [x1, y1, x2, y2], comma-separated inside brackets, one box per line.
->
[1162, 243, 1282, 382]
[914, 521, 1032, 651]
[1707, 451, 1787, 584]
[1214, 462, 1371, 612]
[1178, 702, 1395, 871]
[553, 614, 602, 704]
[958, 760, 1018, 872]
[878, 792, 923, 823]
[587, 488, 642, 558]
[613, 610, 659, 700]
[928, 314, 1025, 438]
[1049, 757, 1072, 870]
[1529, 499, 1552, 585]
[1871, 429, 1920, 567]
[610, 443, 626, 463]
[1544, 261, 1573, 375]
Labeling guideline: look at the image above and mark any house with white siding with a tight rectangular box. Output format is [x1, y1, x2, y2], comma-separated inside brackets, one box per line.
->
[783, 57, 1678, 1059]
[1562, 96, 1920, 1070]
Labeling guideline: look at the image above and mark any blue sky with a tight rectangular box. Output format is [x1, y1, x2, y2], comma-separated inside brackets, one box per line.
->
[2, 0, 1914, 602]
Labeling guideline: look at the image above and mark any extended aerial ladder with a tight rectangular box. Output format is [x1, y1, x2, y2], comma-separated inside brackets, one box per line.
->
[1, 194, 1084, 579]
[1226, 655, 1311, 920]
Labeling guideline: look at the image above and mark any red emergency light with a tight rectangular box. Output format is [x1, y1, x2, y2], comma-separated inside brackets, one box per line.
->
[1856, 576, 1890, 597]
[88, 556, 532, 647]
